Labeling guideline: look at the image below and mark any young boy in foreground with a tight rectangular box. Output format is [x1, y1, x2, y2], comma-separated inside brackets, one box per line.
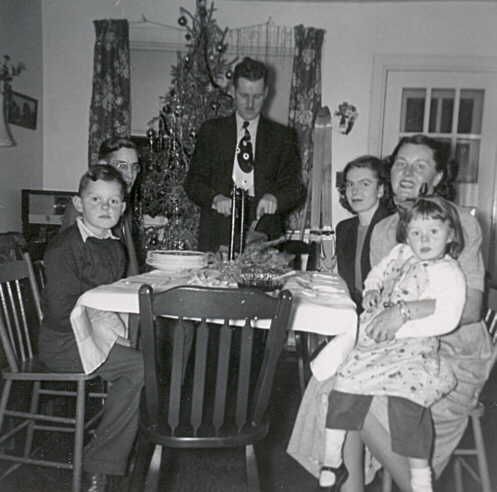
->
[39, 165, 144, 492]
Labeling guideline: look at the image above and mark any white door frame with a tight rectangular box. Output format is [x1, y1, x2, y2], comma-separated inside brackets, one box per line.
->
[367, 54, 497, 156]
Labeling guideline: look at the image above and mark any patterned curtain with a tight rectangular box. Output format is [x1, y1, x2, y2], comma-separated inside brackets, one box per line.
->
[88, 19, 131, 167]
[287, 25, 325, 231]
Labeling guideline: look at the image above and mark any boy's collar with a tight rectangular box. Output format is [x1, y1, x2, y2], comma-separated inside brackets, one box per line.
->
[76, 217, 119, 242]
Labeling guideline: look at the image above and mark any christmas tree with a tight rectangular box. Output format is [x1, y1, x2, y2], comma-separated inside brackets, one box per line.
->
[140, 0, 235, 251]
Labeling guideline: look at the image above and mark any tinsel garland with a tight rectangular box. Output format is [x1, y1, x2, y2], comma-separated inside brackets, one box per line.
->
[139, 0, 235, 253]
[140, 142, 199, 251]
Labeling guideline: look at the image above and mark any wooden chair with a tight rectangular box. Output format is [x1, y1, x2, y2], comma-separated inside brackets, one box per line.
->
[450, 306, 497, 492]
[382, 306, 497, 492]
[32, 258, 46, 291]
[0, 252, 105, 492]
[136, 284, 293, 492]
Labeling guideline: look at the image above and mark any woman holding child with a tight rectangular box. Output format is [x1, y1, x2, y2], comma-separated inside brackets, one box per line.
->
[288, 134, 494, 491]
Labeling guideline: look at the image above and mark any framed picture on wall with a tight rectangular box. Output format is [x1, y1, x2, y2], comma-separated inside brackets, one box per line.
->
[8, 91, 38, 130]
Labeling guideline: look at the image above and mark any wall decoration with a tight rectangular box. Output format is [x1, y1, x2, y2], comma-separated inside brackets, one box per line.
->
[0, 54, 26, 146]
[8, 91, 37, 130]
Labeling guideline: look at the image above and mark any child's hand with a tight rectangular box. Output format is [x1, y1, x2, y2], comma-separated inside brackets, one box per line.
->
[362, 290, 380, 312]
[365, 305, 403, 342]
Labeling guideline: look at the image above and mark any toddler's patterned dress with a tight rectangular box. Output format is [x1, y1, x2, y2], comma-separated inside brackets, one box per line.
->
[333, 243, 466, 407]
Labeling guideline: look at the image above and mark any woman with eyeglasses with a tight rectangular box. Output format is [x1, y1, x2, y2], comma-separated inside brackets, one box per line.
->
[335, 155, 393, 309]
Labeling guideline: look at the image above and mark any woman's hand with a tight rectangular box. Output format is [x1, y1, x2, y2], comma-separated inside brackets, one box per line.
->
[362, 289, 380, 312]
[365, 305, 403, 342]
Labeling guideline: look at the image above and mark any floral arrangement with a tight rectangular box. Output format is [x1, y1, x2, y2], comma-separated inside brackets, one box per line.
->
[1, 55, 25, 85]
[333, 101, 358, 135]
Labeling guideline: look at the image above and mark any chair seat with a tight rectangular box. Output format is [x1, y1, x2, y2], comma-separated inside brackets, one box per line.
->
[140, 417, 270, 449]
[2, 357, 95, 381]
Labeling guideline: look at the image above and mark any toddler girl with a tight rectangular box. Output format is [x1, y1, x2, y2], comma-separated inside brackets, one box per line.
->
[317, 196, 466, 492]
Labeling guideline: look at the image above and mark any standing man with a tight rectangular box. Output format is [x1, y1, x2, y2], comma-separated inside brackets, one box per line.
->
[61, 137, 140, 275]
[184, 57, 305, 252]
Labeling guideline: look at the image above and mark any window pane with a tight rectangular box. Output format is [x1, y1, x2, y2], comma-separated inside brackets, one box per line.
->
[455, 183, 479, 210]
[401, 88, 425, 132]
[455, 138, 480, 183]
[429, 89, 454, 134]
[458, 90, 484, 134]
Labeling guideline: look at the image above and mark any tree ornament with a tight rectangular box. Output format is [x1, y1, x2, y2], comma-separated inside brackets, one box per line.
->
[140, 0, 235, 252]
[226, 70, 232, 79]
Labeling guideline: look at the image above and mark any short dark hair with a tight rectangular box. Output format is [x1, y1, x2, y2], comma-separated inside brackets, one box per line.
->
[233, 57, 268, 87]
[390, 134, 455, 200]
[98, 137, 137, 162]
[78, 165, 127, 199]
[338, 155, 392, 213]
[396, 196, 464, 259]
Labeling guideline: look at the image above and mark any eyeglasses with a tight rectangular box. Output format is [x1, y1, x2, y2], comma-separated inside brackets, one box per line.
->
[113, 161, 140, 173]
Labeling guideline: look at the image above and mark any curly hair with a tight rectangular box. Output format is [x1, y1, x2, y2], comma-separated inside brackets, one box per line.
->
[389, 134, 457, 201]
[338, 155, 393, 213]
[396, 196, 464, 259]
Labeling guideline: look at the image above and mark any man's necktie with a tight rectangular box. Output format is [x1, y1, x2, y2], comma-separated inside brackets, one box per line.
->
[237, 120, 253, 173]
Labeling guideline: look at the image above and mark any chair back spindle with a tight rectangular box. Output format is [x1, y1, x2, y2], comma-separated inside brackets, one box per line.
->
[138, 285, 293, 448]
[0, 252, 42, 372]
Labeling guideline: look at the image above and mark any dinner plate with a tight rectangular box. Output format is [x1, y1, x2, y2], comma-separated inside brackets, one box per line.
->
[146, 250, 207, 272]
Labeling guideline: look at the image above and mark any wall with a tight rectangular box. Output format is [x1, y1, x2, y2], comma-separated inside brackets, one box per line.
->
[42, 0, 497, 226]
[0, 0, 43, 233]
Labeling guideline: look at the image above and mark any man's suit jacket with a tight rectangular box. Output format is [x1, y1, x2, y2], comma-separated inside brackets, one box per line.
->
[184, 114, 305, 252]
[336, 203, 392, 307]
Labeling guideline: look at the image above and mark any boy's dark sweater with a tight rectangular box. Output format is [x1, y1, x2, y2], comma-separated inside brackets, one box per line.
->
[42, 224, 126, 333]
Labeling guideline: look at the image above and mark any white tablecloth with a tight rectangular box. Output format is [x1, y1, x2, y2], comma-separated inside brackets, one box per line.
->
[70, 269, 357, 374]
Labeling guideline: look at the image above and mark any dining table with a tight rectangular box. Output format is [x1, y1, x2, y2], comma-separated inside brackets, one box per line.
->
[69, 267, 358, 375]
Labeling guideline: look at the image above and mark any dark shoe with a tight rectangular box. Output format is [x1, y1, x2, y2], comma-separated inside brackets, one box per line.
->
[84, 472, 108, 492]
[319, 463, 349, 491]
